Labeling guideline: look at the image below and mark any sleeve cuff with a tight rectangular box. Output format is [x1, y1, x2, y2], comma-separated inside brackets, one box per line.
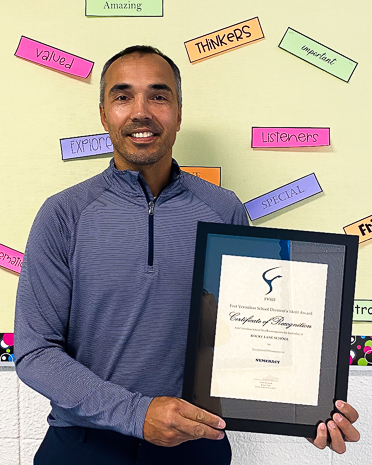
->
[133, 395, 154, 439]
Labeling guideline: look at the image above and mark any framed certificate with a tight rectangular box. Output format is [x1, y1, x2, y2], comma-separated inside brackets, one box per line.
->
[182, 222, 358, 438]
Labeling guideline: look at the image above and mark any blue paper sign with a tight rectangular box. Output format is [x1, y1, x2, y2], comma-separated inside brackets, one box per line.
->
[244, 173, 323, 221]
[60, 133, 113, 160]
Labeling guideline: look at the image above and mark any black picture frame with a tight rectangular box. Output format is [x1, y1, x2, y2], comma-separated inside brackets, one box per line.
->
[182, 222, 358, 438]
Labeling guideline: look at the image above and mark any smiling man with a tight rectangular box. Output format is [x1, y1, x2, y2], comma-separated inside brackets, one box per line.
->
[99, 50, 182, 196]
[15, 46, 359, 465]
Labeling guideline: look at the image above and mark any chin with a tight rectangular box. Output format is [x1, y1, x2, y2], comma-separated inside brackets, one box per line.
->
[118, 152, 168, 168]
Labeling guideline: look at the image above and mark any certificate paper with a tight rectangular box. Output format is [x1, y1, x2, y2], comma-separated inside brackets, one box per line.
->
[211, 256, 328, 405]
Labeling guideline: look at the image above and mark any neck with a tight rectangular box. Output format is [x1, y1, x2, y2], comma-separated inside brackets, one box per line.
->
[113, 154, 172, 197]
[139, 162, 172, 197]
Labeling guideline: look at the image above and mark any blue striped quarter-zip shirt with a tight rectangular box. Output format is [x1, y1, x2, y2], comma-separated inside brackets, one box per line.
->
[15, 158, 249, 439]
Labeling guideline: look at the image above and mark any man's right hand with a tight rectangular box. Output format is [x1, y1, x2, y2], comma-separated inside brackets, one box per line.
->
[143, 396, 226, 447]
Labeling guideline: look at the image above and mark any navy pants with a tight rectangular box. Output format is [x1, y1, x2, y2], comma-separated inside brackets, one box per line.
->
[34, 426, 232, 465]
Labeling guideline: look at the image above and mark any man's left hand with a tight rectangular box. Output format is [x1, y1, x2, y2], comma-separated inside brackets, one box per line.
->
[309, 400, 360, 454]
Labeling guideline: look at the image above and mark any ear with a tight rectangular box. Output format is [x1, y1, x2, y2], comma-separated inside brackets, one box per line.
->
[176, 105, 182, 132]
[100, 104, 109, 131]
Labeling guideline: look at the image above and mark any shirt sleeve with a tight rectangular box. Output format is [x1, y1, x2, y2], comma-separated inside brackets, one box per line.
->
[14, 198, 152, 439]
[231, 194, 250, 226]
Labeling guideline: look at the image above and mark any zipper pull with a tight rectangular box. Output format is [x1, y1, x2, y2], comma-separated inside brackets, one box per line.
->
[148, 201, 155, 215]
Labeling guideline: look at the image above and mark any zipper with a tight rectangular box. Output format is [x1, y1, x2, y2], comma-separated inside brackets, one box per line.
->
[138, 167, 179, 267]
[138, 177, 155, 267]
[148, 200, 155, 266]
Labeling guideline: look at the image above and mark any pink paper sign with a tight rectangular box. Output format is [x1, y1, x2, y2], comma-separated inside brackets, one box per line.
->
[252, 127, 330, 148]
[0, 244, 24, 274]
[15, 36, 94, 78]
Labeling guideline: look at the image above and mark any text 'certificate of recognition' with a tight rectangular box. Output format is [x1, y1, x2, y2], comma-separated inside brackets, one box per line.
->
[211, 256, 328, 406]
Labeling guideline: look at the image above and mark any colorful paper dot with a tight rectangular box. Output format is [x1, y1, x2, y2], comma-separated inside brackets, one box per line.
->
[357, 345, 361, 349]
[3, 333, 14, 346]
[358, 358, 368, 366]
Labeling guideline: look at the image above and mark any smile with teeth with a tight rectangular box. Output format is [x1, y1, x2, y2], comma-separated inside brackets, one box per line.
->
[131, 132, 154, 138]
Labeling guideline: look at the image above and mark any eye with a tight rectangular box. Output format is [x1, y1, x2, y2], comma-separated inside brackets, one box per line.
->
[117, 95, 129, 101]
[153, 95, 167, 101]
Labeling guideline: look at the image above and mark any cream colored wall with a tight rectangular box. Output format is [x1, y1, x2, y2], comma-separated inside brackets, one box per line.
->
[1, 0, 371, 336]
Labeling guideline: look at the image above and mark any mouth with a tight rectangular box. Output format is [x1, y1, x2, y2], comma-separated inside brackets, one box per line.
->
[127, 130, 158, 144]
[131, 131, 154, 138]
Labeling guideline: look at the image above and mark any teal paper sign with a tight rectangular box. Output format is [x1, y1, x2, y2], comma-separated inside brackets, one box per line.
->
[85, 0, 163, 17]
[278, 28, 357, 82]
[353, 300, 372, 322]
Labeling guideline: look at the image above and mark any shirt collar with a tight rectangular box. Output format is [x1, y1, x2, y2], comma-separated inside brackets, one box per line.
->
[106, 158, 182, 199]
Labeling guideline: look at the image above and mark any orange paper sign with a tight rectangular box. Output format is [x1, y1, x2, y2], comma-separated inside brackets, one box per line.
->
[344, 215, 372, 244]
[181, 167, 221, 186]
[184, 17, 264, 63]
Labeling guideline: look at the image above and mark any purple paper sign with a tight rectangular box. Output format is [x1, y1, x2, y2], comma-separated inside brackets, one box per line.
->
[244, 173, 322, 221]
[60, 133, 113, 160]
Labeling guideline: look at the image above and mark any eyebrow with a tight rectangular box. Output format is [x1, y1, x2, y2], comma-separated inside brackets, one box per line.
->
[108, 83, 132, 96]
[149, 83, 173, 94]
[108, 83, 173, 96]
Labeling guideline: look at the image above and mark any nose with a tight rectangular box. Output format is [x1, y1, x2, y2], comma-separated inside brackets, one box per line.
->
[131, 94, 151, 121]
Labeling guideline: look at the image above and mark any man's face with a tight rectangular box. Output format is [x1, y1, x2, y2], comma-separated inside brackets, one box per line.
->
[100, 53, 182, 171]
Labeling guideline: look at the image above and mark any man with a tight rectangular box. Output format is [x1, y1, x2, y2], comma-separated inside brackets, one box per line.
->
[15, 46, 359, 464]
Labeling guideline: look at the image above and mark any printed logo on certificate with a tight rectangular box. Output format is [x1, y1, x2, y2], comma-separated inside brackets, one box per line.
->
[211, 256, 328, 405]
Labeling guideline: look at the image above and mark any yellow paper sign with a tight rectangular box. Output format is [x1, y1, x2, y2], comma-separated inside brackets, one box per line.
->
[344, 215, 372, 244]
[181, 167, 221, 186]
[184, 17, 264, 63]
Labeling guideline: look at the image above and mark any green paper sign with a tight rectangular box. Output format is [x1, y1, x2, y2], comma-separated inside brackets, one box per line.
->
[85, 0, 163, 17]
[278, 27, 357, 82]
[353, 300, 372, 322]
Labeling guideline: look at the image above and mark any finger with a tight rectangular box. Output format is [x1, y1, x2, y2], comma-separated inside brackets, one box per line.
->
[333, 412, 360, 443]
[179, 399, 226, 429]
[173, 415, 225, 441]
[327, 420, 346, 454]
[310, 423, 328, 449]
[335, 400, 359, 424]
